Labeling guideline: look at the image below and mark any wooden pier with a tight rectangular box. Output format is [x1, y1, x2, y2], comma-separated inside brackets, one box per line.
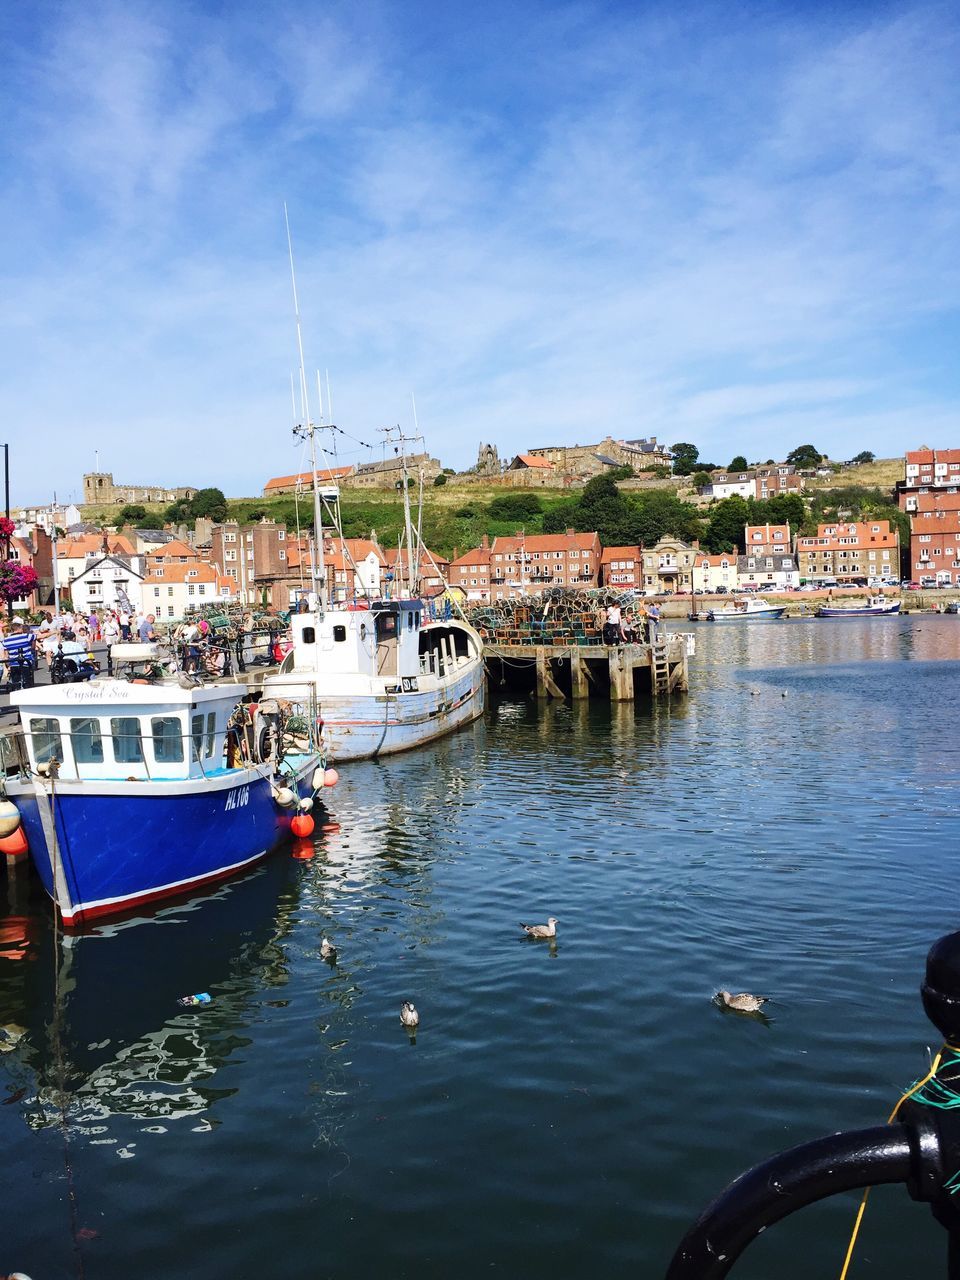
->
[484, 636, 689, 701]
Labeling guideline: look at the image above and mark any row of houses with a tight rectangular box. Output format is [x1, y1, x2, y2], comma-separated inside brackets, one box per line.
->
[901, 448, 960, 585]
[448, 520, 903, 602]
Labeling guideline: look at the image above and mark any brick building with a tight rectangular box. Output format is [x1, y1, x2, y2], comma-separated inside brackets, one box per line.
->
[488, 531, 600, 600]
[754, 465, 804, 499]
[795, 521, 900, 584]
[600, 545, 644, 590]
[210, 520, 289, 606]
[910, 509, 960, 585]
[262, 466, 354, 496]
[898, 448, 960, 512]
[449, 538, 492, 602]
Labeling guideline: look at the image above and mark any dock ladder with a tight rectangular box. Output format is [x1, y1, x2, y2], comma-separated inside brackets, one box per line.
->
[650, 638, 670, 695]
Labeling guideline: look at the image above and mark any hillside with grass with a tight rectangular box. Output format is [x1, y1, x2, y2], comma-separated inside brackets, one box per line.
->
[78, 458, 908, 560]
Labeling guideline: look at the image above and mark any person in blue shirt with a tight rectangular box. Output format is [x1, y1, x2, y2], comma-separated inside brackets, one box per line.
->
[2, 622, 36, 690]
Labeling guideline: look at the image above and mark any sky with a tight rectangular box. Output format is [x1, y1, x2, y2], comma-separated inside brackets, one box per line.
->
[2, 0, 959, 505]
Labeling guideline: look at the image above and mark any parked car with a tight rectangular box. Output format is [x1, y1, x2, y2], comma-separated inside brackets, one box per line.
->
[903, 582, 921, 590]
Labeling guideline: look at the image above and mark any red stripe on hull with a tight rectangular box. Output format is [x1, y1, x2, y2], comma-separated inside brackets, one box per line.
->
[60, 848, 272, 928]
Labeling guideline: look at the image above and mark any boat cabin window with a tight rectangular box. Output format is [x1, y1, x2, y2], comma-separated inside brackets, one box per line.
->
[71, 717, 104, 764]
[111, 716, 144, 764]
[29, 717, 63, 765]
[333, 625, 346, 642]
[151, 716, 184, 763]
[375, 612, 397, 642]
[302, 627, 316, 645]
[191, 711, 218, 761]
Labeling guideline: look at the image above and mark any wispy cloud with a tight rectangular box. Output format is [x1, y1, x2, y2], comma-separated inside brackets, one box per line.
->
[2, 1, 958, 501]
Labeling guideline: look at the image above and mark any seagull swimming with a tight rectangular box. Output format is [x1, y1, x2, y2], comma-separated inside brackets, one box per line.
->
[520, 917, 559, 939]
[400, 1001, 419, 1028]
[320, 938, 336, 960]
[716, 990, 769, 1013]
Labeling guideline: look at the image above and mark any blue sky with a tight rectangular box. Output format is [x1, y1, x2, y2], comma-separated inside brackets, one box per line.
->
[3, 0, 959, 504]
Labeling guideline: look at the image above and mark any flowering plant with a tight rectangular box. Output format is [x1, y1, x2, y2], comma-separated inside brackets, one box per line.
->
[0, 560, 39, 604]
[0, 517, 15, 539]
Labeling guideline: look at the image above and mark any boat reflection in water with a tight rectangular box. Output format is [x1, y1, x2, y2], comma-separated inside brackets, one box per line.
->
[0, 852, 300, 1136]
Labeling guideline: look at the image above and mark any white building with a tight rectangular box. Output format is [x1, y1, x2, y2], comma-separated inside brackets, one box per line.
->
[736, 551, 799, 591]
[140, 562, 236, 622]
[704, 470, 757, 500]
[57, 534, 139, 593]
[692, 553, 739, 593]
[68, 554, 146, 616]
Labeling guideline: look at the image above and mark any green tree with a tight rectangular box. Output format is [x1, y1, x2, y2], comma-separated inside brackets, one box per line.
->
[488, 493, 543, 521]
[728, 455, 748, 471]
[190, 488, 228, 521]
[786, 444, 824, 468]
[758, 493, 805, 530]
[691, 471, 713, 490]
[433, 473, 448, 486]
[671, 442, 700, 475]
[703, 496, 751, 553]
[118, 503, 148, 524]
[631, 491, 703, 545]
[852, 450, 876, 464]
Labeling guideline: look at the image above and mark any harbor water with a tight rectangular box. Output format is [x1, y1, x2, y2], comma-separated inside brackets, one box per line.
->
[3, 616, 960, 1277]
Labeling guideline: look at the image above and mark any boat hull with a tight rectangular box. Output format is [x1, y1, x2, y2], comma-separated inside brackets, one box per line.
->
[7, 758, 318, 927]
[705, 607, 785, 622]
[268, 660, 486, 762]
[814, 604, 901, 617]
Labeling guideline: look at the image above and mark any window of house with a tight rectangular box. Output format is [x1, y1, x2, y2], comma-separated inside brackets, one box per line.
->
[225, 533, 236, 543]
[279, 550, 286, 560]
[188, 585, 195, 595]
[153, 587, 160, 597]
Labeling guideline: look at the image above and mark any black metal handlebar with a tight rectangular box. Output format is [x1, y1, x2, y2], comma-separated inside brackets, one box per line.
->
[665, 931, 960, 1277]
[665, 1125, 915, 1278]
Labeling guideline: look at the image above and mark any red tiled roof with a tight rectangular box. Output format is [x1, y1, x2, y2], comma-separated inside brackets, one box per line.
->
[906, 448, 960, 467]
[512, 454, 554, 469]
[265, 467, 353, 491]
[60, 534, 136, 558]
[601, 545, 642, 563]
[492, 532, 599, 554]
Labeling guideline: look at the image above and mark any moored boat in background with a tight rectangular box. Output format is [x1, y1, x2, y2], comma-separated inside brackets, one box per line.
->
[814, 595, 901, 618]
[705, 596, 785, 622]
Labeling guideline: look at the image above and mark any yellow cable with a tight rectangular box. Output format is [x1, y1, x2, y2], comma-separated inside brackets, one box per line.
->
[838, 1044, 952, 1280]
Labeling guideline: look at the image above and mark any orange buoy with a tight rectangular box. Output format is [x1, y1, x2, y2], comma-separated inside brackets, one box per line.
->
[323, 768, 339, 787]
[291, 813, 315, 838]
[291, 839, 315, 860]
[0, 826, 29, 858]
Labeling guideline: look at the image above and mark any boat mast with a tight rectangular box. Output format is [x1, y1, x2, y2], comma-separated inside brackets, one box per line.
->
[382, 424, 419, 597]
[284, 204, 326, 615]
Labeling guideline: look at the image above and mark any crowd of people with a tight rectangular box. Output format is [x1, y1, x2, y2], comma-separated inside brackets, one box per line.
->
[601, 600, 662, 645]
[0, 607, 160, 689]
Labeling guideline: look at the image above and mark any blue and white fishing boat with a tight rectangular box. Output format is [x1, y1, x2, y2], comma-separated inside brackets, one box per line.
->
[4, 677, 322, 927]
[705, 596, 785, 622]
[814, 595, 901, 618]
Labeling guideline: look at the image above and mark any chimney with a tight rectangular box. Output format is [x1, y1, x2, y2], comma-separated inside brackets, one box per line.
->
[691, 539, 700, 550]
[481, 535, 489, 549]
[565, 527, 574, 536]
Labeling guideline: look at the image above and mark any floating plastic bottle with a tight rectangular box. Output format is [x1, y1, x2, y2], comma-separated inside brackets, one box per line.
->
[177, 993, 212, 1007]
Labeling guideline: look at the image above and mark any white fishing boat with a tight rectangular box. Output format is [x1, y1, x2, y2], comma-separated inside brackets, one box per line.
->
[263, 598, 485, 761]
[705, 596, 785, 622]
[262, 218, 485, 761]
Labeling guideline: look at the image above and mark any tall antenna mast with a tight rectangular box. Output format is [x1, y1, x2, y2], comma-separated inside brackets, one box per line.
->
[285, 204, 326, 613]
[380, 424, 421, 596]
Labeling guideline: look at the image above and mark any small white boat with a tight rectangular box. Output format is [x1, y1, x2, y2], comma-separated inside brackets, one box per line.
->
[705, 596, 785, 622]
[815, 595, 901, 618]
